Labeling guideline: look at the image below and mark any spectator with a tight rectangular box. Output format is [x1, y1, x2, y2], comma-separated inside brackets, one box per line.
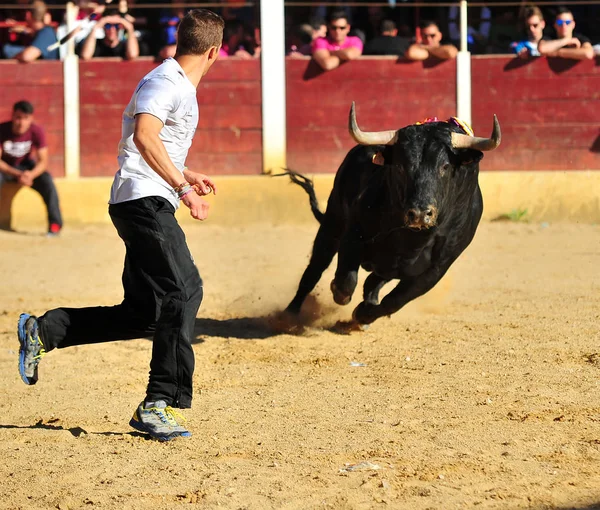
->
[405, 20, 458, 61]
[288, 17, 326, 57]
[219, 19, 259, 59]
[487, 8, 521, 54]
[538, 7, 594, 60]
[157, 1, 187, 60]
[363, 19, 411, 56]
[78, 13, 139, 60]
[510, 6, 546, 58]
[0, 101, 63, 236]
[312, 9, 363, 71]
[2, 1, 59, 62]
[448, 5, 491, 54]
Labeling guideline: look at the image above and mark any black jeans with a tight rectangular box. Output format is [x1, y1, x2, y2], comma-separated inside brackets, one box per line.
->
[0, 159, 63, 229]
[38, 197, 203, 408]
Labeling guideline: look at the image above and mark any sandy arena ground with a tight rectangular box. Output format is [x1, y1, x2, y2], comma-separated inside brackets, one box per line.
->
[0, 219, 599, 510]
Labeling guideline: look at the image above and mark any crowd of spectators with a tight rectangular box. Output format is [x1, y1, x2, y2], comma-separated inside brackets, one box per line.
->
[1, 1, 599, 65]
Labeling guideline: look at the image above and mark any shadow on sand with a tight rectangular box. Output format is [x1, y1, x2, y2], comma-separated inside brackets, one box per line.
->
[0, 420, 149, 439]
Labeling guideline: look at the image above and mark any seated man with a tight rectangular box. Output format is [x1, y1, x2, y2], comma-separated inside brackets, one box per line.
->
[2, 0, 59, 62]
[312, 10, 363, 71]
[405, 20, 458, 61]
[363, 19, 411, 56]
[0, 101, 63, 236]
[538, 7, 594, 60]
[510, 5, 546, 57]
[78, 13, 139, 60]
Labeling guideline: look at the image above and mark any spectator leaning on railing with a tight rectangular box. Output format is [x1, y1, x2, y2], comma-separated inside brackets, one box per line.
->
[510, 6, 546, 58]
[3, 0, 58, 62]
[78, 13, 139, 60]
[312, 9, 363, 71]
[405, 20, 458, 61]
[363, 19, 411, 57]
[538, 7, 594, 60]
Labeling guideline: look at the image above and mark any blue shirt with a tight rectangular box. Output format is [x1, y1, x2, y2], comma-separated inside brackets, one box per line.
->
[32, 26, 59, 60]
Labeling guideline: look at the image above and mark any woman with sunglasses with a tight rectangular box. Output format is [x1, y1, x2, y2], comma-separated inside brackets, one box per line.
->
[538, 7, 594, 60]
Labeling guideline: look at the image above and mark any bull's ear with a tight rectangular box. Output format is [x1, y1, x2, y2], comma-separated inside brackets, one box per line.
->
[372, 151, 385, 166]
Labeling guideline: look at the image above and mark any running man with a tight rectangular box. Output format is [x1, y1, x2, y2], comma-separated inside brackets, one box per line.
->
[17, 9, 224, 441]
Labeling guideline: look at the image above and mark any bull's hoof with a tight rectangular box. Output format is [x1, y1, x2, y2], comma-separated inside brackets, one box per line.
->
[330, 280, 352, 306]
[352, 302, 378, 326]
[332, 320, 370, 335]
[268, 310, 305, 335]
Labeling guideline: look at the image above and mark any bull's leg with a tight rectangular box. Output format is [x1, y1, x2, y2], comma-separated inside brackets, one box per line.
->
[331, 226, 362, 305]
[362, 273, 389, 305]
[353, 266, 448, 325]
[286, 225, 340, 314]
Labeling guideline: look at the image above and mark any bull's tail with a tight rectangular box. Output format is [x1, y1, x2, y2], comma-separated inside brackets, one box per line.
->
[273, 168, 325, 224]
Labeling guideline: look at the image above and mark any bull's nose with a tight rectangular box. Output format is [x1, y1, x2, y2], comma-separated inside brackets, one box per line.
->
[405, 206, 438, 229]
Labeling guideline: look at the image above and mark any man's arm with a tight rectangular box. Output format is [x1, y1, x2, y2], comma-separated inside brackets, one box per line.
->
[539, 37, 594, 59]
[133, 113, 210, 220]
[548, 43, 594, 60]
[14, 45, 42, 63]
[313, 48, 341, 71]
[406, 43, 457, 61]
[79, 20, 103, 60]
[28, 147, 48, 179]
[428, 44, 458, 60]
[331, 46, 362, 61]
[120, 17, 139, 60]
[405, 43, 430, 61]
[0, 148, 22, 178]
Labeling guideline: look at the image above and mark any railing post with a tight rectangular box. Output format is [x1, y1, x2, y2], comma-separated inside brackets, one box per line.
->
[456, 0, 472, 125]
[259, 0, 287, 174]
[63, 1, 80, 179]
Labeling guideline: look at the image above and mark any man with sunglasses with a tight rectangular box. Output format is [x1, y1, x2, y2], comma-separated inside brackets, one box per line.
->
[405, 20, 457, 61]
[79, 13, 139, 60]
[538, 7, 593, 60]
[312, 10, 363, 71]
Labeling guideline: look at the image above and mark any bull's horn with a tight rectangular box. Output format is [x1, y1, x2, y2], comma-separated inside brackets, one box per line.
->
[451, 115, 501, 151]
[348, 101, 398, 146]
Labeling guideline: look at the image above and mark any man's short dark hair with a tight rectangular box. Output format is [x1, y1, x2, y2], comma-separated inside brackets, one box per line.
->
[419, 20, 439, 31]
[13, 101, 34, 115]
[381, 19, 397, 33]
[176, 9, 224, 57]
[309, 17, 326, 31]
[328, 10, 349, 25]
[555, 6, 573, 18]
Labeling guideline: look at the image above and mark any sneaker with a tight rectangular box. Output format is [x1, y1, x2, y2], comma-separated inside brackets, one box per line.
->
[47, 223, 61, 237]
[17, 313, 46, 385]
[129, 400, 191, 441]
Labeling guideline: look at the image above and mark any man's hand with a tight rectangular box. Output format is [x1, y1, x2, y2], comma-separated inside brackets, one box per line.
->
[565, 37, 581, 48]
[183, 169, 217, 196]
[181, 192, 210, 220]
[18, 171, 34, 187]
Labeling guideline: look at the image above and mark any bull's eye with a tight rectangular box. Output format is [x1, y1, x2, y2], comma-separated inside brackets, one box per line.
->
[440, 163, 450, 176]
[461, 159, 473, 166]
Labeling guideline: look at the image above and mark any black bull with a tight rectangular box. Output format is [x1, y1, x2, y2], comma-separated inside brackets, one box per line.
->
[280, 102, 501, 328]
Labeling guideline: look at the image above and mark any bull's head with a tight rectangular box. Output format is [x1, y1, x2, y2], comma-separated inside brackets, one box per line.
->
[348, 102, 501, 230]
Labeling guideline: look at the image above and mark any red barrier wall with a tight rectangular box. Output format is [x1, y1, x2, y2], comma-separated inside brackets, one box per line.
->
[286, 57, 457, 172]
[1, 57, 598, 177]
[0, 61, 65, 177]
[79, 58, 262, 176]
[471, 56, 600, 171]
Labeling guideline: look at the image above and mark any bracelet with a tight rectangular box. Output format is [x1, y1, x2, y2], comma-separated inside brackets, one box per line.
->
[174, 181, 193, 199]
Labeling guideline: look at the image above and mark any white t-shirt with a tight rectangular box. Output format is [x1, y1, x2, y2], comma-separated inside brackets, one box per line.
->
[109, 58, 199, 210]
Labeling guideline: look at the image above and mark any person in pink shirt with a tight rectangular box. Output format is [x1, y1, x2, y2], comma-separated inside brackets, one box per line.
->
[312, 10, 363, 71]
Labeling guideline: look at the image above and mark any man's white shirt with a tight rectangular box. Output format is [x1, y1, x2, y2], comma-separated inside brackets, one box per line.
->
[109, 58, 199, 210]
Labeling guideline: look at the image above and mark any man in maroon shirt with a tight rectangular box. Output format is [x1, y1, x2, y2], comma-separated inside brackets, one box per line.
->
[0, 100, 63, 235]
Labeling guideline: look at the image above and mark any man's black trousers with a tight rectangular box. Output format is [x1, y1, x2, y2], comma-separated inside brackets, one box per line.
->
[38, 196, 203, 408]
